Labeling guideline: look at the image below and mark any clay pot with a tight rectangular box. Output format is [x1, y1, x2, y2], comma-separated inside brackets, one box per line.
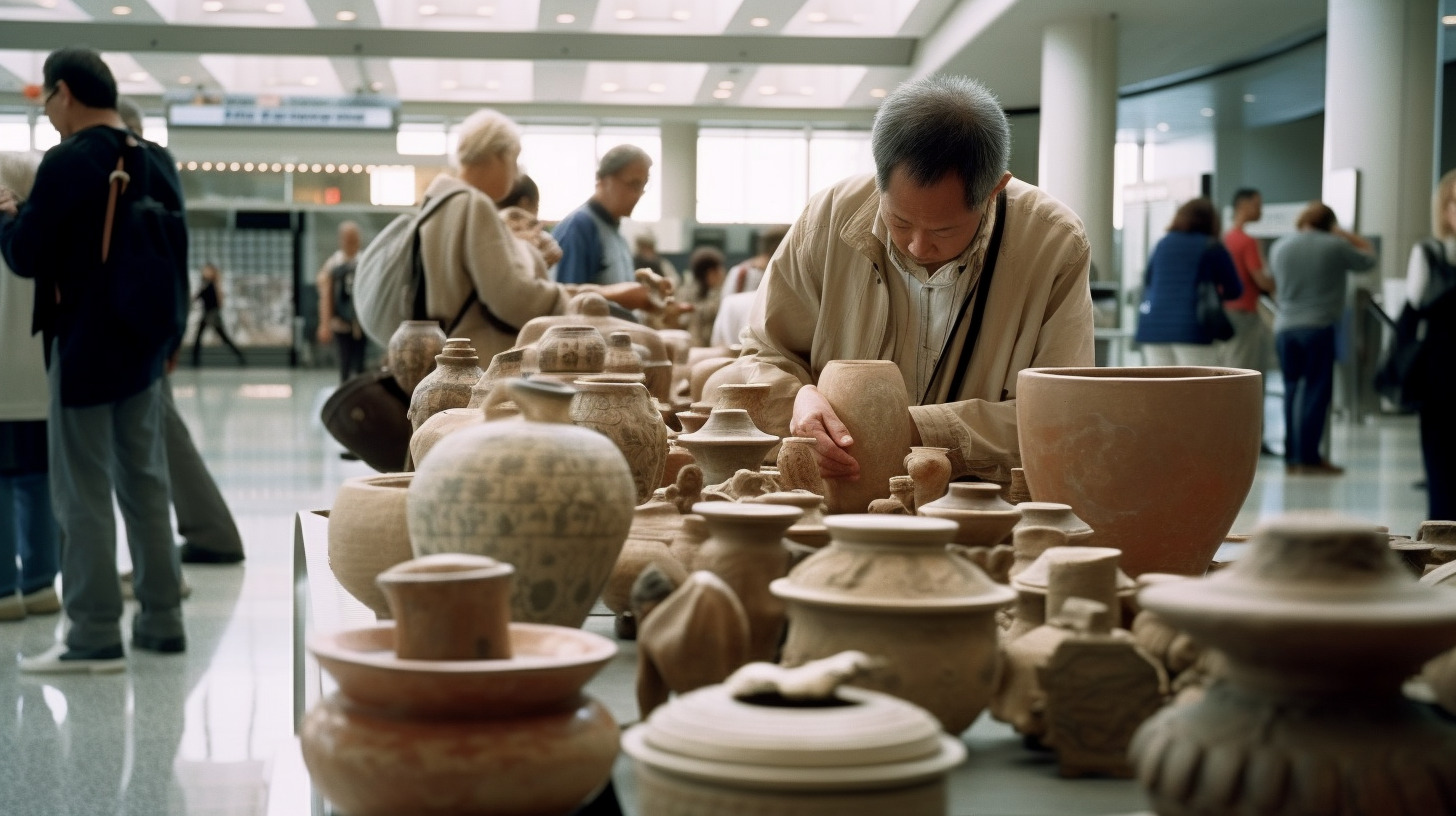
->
[669, 514, 710, 570]
[751, 490, 830, 549]
[535, 325, 607, 376]
[714, 382, 777, 462]
[661, 439, 695, 488]
[388, 320, 447, 397]
[328, 473, 415, 618]
[1013, 501, 1094, 541]
[691, 502, 801, 662]
[1008, 467, 1032, 504]
[407, 338, 483, 431]
[816, 360, 914, 515]
[409, 407, 484, 468]
[570, 379, 668, 505]
[407, 379, 636, 627]
[867, 476, 916, 514]
[771, 515, 1016, 733]
[776, 436, 826, 496]
[605, 536, 688, 616]
[376, 553, 513, 661]
[622, 654, 966, 816]
[1129, 513, 1456, 816]
[675, 407, 711, 434]
[689, 356, 736, 403]
[517, 293, 671, 387]
[468, 347, 535, 410]
[604, 331, 645, 376]
[675, 408, 777, 486]
[904, 446, 951, 510]
[918, 483, 1021, 547]
[1017, 366, 1262, 576]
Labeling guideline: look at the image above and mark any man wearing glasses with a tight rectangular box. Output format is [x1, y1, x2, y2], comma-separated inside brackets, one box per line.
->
[551, 144, 653, 287]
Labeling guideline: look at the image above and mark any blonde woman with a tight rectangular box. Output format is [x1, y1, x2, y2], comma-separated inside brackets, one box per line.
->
[1407, 170, 1456, 519]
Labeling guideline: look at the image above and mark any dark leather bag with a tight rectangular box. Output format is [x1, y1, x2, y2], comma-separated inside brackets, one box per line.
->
[320, 368, 412, 472]
[1194, 239, 1235, 342]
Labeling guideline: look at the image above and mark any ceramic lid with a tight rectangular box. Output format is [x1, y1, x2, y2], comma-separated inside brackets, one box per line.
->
[1011, 546, 1138, 596]
[621, 655, 965, 791]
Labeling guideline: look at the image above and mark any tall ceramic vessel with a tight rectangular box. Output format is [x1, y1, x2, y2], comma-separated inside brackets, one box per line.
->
[328, 473, 415, 618]
[407, 338, 483, 431]
[691, 502, 800, 663]
[1129, 513, 1456, 815]
[388, 320, 447, 396]
[571, 379, 667, 505]
[816, 360, 914, 515]
[407, 379, 637, 627]
[1017, 366, 1261, 576]
[675, 408, 777, 486]
[771, 515, 1016, 733]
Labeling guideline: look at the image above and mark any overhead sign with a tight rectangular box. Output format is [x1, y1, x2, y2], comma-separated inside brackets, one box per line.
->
[167, 94, 398, 130]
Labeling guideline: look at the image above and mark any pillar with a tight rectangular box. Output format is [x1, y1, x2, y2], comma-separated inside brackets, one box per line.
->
[657, 120, 698, 253]
[1038, 15, 1117, 282]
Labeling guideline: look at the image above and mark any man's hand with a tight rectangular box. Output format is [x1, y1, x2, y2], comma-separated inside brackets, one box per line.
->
[0, 187, 19, 216]
[595, 281, 652, 311]
[791, 384, 859, 480]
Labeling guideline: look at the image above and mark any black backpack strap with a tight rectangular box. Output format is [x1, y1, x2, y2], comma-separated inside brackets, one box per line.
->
[409, 189, 521, 337]
[922, 190, 1008, 403]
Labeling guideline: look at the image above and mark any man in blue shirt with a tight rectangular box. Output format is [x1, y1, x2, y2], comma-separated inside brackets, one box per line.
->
[552, 145, 651, 286]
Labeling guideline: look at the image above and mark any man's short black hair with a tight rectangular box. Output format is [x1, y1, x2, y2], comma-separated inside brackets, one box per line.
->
[43, 47, 118, 110]
[1232, 188, 1261, 208]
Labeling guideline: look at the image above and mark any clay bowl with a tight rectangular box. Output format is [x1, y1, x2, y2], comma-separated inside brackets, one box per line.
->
[1017, 366, 1261, 577]
[309, 622, 617, 718]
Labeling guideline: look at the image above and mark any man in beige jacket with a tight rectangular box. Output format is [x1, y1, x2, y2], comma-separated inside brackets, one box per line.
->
[735, 75, 1094, 486]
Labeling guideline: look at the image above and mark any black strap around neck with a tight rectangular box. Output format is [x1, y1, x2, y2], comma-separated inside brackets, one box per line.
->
[921, 189, 1008, 404]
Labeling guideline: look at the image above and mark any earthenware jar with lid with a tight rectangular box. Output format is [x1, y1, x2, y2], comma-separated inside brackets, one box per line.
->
[621, 651, 967, 816]
[1129, 512, 1456, 816]
[771, 515, 1016, 733]
[691, 502, 801, 662]
[815, 360, 914, 515]
[406, 338, 482, 431]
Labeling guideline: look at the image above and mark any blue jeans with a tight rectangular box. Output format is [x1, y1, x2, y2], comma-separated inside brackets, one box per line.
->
[0, 470, 60, 597]
[1276, 325, 1336, 466]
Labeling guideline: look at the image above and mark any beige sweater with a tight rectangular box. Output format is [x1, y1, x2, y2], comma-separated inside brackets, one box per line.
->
[417, 174, 567, 362]
[735, 175, 1095, 484]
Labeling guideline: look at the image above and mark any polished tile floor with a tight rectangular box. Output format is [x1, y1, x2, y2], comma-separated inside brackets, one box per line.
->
[0, 366, 1433, 816]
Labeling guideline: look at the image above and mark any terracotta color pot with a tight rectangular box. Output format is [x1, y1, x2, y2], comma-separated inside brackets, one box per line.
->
[407, 379, 636, 627]
[328, 473, 414, 618]
[388, 320, 446, 397]
[816, 360, 914, 515]
[1008, 467, 1032, 504]
[376, 553, 513, 660]
[1017, 366, 1261, 576]
[604, 331, 645, 375]
[917, 483, 1021, 547]
[669, 514, 710, 570]
[571, 378, 668, 505]
[904, 447, 951, 510]
[407, 338, 483, 431]
[675, 408, 777, 486]
[691, 502, 800, 662]
[771, 515, 1016, 733]
[535, 325, 607, 375]
[1130, 513, 1456, 816]
[751, 490, 830, 549]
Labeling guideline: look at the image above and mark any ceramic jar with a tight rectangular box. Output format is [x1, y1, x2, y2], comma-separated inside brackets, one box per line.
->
[604, 331, 645, 377]
[407, 338, 483, 431]
[816, 360, 914, 515]
[535, 325, 607, 377]
[918, 483, 1021, 547]
[1007, 467, 1032, 504]
[622, 654, 967, 816]
[388, 320, 447, 397]
[328, 473, 415, 618]
[776, 436, 827, 496]
[1013, 502, 1094, 543]
[675, 405, 712, 434]
[675, 408, 778, 486]
[689, 356, 737, 403]
[1129, 513, 1456, 816]
[409, 407, 483, 468]
[570, 379, 668, 505]
[715, 382, 778, 462]
[1017, 366, 1262, 576]
[375, 554, 513, 660]
[516, 293, 673, 401]
[771, 515, 1017, 733]
[752, 490, 830, 549]
[691, 502, 801, 662]
[607, 502, 692, 615]
[407, 379, 637, 627]
[468, 347, 534, 410]
[661, 439, 695, 488]
[904, 447, 951, 510]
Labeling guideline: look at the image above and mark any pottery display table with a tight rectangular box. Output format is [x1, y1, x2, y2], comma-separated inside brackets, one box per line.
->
[281, 510, 1152, 816]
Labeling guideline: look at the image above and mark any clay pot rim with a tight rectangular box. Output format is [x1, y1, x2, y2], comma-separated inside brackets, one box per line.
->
[1142, 574, 1456, 630]
[340, 472, 414, 492]
[678, 408, 777, 445]
[771, 576, 1016, 612]
[693, 502, 803, 524]
[1020, 365, 1261, 383]
[823, 514, 958, 543]
[377, 553, 513, 584]
[1422, 560, 1456, 586]
[309, 622, 616, 675]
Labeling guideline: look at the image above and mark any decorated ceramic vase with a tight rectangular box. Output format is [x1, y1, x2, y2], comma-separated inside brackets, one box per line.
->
[918, 483, 1021, 547]
[675, 408, 778, 486]
[388, 320, 447, 396]
[535, 325, 607, 378]
[815, 360, 914, 515]
[771, 515, 1016, 733]
[1017, 366, 1261, 576]
[516, 293, 672, 400]
[715, 382, 778, 462]
[1129, 513, 1456, 815]
[407, 338, 483, 431]
[407, 379, 636, 627]
[691, 502, 801, 663]
[328, 473, 415, 619]
[570, 378, 668, 505]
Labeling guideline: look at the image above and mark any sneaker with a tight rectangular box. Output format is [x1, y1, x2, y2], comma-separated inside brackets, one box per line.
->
[19, 642, 126, 674]
[22, 586, 60, 615]
[179, 543, 245, 564]
[132, 632, 187, 654]
[0, 593, 24, 622]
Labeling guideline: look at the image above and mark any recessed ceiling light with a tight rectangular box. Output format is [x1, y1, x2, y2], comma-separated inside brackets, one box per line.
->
[869, 88, 887, 98]
[615, 9, 634, 19]
[201, 162, 212, 171]
[301, 75, 319, 86]
[1443, 14, 1456, 25]
[799, 86, 813, 95]
[759, 85, 777, 96]
[264, 1, 284, 11]
[1156, 122, 1170, 132]
[186, 161, 198, 171]
[1243, 93, 1256, 103]
[229, 162, 241, 171]
[749, 16, 769, 27]
[310, 164, 322, 172]
[366, 164, 377, 172]
[418, 3, 437, 14]
[807, 11, 827, 23]
[335, 9, 356, 20]
[441, 79, 458, 89]
[717, 80, 734, 89]
[284, 163, 296, 171]
[601, 82, 620, 93]
[484, 79, 500, 89]
[556, 12, 574, 23]
[670, 9, 689, 20]
[351, 164, 363, 173]
[1200, 107, 1214, 117]
[179, 75, 193, 84]
[648, 82, 666, 93]
[111, 5, 132, 14]
[201, 0, 223, 10]
[270, 163, 282, 171]
[476, 5, 493, 15]
[244, 162, 255, 171]
[127, 71, 148, 82]
[712, 89, 731, 99]
[325, 163, 336, 173]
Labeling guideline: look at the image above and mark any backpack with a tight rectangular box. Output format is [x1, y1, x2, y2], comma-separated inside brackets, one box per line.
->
[101, 132, 189, 353]
[331, 258, 358, 324]
[352, 188, 469, 346]
[1375, 239, 1456, 409]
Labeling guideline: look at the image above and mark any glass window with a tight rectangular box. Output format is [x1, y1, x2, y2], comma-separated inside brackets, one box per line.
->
[697, 128, 808, 224]
[370, 165, 417, 206]
[808, 130, 873, 196]
[0, 116, 29, 152]
[33, 121, 60, 152]
[517, 125, 662, 222]
[397, 122, 447, 156]
[142, 116, 168, 147]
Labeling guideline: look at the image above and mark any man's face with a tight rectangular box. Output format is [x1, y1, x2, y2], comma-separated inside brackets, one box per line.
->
[340, 226, 361, 256]
[42, 82, 72, 138]
[1243, 194, 1263, 222]
[880, 166, 987, 272]
[597, 159, 650, 219]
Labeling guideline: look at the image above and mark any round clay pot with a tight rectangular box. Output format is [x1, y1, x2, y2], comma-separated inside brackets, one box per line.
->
[388, 320, 447, 397]
[752, 491, 830, 549]
[570, 379, 668, 505]
[669, 514, 710, 570]
[1017, 366, 1261, 576]
[536, 325, 607, 376]
[776, 436, 826, 496]
[410, 407, 484, 468]
[328, 473, 415, 618]
[691, 502, 801, 663]
[771, 515, 1016, 733]
[407, 338, 483, 431]
[1130, 513, 1456, 816]
[917, 483, 1020, 547]
[816, 360, 913, 515]
[715, 382, 777, 462]
[516, 293, 671, 376]
[676, 408, 777, 486]
[675, 408, 711, 434]
[376, 553, 513, 661]
[661, 439, 695, 488]
[604, 331, 645, 376]
[407, 379, 636, 627]
[604, 535, 689, 615]
[904, 446, 951, 510]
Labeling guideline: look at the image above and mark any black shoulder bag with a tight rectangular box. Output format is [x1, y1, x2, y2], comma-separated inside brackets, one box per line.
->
[922, 190, 1008, 404]
[1376, 239, 1456, 410]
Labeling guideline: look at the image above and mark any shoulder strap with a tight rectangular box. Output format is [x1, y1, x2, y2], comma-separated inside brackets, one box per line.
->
[1418, 238, 1456, 310]
[921, 189, 1008, 404]
[100, 135, 138, 264]
[408, 187, 522, 337]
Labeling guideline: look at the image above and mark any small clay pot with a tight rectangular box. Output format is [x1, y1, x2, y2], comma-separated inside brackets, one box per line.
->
[776, 436, 826, 496]
[918, 483, 1021, 547]
[904, 446, 952, 510]
[676, 408, 777, 486]
[536, 325, 607, 375]
[407, 338, 483, 431]
[376, 554, 513, 661]
[329, 473, 415, 618]
[388, 320, 447, 397]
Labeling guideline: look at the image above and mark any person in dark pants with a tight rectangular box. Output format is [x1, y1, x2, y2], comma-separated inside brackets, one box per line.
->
[1410, 170, 1456, 520]
[1268, 202, 1377, 476]
[191, 262, 245, 366]
[316, 221, 366, 382]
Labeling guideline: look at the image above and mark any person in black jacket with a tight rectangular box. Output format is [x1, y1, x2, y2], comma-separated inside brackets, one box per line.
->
[0, 47, 189, 673]
[190, 262, 245, 366]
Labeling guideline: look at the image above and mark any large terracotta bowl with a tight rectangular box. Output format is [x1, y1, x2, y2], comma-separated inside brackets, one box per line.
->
[1016, 366, 1261, 576]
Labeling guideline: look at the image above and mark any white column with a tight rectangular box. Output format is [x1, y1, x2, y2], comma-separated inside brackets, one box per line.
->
[1323, 0, 1438, 282]
[657, 121, 698, 253]
[1038, 14, 1117, 281]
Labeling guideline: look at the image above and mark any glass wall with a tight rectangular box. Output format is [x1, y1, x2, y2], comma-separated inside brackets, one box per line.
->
[697, 127, 871, 223]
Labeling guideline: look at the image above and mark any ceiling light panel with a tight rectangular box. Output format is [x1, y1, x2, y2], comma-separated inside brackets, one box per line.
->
[198, 55, 343, 95]
[0, 0, 89, 23]
[389, 58, 532, 102]
[784, 0, 916, 36]
[580, 61, 708, 105]
[592, 0, 741, 34]
[103, 51, 166, 94]
[743, 65, 867, 108]
[374, 0, 536, 28]
[170, 0, 314, 26]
